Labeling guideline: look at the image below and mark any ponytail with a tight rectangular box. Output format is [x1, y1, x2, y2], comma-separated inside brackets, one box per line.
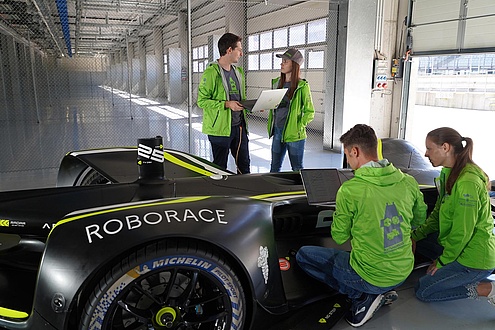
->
[426, 128, 488, 194]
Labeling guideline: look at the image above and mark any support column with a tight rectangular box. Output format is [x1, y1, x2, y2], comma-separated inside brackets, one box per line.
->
[224, 0, 246, 69]
[323, 0, 347, 151]
[369, 0, 401, 138]
[119, 48, 126, 90]
[178, 11, 188, 102]
[224, 1, 246, 38]
[138, 36, 147, 96]
[154, 27, 165, 98]
[331, 0, 378, 151]
[5, 35, 23, 116]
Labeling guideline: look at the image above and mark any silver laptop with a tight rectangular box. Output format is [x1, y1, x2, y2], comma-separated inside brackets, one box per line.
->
[300, 168, 342, 206]
[242, 88, 288, 112]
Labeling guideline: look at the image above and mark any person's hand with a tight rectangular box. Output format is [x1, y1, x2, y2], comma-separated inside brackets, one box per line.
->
[426, 260, 438, 276]
[225, 101, 244, 111]
[411, 238, 416, 254]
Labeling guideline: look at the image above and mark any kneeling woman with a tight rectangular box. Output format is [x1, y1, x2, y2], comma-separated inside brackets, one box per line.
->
[412, 127, 495, 305]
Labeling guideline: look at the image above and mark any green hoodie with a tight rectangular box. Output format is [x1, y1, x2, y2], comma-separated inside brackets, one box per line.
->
[198, 62, 248, 137]
[267, 77, 314, 142]
[412, 163, 495, 270]
[332, 160, 427, 287]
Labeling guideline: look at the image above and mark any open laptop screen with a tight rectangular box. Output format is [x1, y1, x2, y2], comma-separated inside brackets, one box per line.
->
[241, 89, 288, 112]
[300, 168, 342, 205]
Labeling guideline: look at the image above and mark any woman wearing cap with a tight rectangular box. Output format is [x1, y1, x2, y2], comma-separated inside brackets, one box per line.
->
[412, 127, 495, 306]
[268, 48, 314, 172]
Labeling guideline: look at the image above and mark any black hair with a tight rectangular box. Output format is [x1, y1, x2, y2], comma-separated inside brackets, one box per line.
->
[218, 33, 242, 56]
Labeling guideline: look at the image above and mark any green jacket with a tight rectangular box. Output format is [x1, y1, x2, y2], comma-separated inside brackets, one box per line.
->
[412, 164, 495, 270]
[197, 62, 248, 136]
[267, 78, 314, 142]
[332, 161, 427, 287]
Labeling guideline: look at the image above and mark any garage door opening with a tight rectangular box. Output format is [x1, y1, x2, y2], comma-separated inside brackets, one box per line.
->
[405, 53, 495, 180]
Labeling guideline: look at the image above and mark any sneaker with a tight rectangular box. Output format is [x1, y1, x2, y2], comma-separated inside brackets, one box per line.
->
[345, 293, 385, 327]
[487, 282, 495, 306]
[383, 290, 398, 305]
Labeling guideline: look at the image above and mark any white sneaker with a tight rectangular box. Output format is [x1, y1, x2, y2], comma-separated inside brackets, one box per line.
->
[487, 281, 495, 306]
[383, 290, 398, 305]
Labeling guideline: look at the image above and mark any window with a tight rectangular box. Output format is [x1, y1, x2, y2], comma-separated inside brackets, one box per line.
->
[163, 54, 168, 74]
[308, 19, 327, 44]
[289, 24, 306, 46]
[248, 35, 259, 51]
[260, 31, 273, 50]
[260, 53, 273, 70]
[274, 28, 288, 48]
[247, 18, 326, 71]
[193, 45, 208, 73]
[308, 50, 324, 69]
[248, 54, 259, 70]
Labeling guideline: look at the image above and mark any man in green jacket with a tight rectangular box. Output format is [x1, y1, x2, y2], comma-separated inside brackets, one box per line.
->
[197, 33, 250, 174]
[296, 124, 427, 327]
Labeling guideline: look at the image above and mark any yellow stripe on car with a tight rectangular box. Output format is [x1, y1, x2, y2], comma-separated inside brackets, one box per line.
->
[250, 191, 306, 200]
[377, 138, 383, 160]
[0, 307, 28, 319]
[163, 151, 214, 176]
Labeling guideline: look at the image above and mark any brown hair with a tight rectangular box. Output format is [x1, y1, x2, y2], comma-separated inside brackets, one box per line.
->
[277, 61, 301, 99]
[339, 124, 378, 158]
[426, 127, 488, 193]
[218, 33, 242, 56]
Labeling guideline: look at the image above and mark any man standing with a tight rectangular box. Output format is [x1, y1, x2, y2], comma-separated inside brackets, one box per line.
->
[197, 33, 250, 174]
[296, 124, 427, 327]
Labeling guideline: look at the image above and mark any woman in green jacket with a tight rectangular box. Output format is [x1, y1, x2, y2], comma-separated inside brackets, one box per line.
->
[268, 48, 314, 172]
[412, 127, 495, 305]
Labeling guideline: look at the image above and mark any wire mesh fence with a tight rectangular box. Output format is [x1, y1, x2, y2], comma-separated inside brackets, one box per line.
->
[0, 0, 339, 190]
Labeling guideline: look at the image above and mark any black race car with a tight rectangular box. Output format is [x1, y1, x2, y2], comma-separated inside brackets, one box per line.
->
[0, 137, 441, 330]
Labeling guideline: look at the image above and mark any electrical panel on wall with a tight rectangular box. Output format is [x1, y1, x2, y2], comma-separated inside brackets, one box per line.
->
[373, 59, 389, 90]
[391, 58, 404, 78]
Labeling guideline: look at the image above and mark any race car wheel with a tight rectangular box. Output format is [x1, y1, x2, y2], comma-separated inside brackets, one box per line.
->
[76, 168, 111, 186]
[79, 240, 246, 330]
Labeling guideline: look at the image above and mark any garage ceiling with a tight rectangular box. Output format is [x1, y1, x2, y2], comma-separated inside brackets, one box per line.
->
[0, 0, 317, 58]
[0, 0, 191, 57]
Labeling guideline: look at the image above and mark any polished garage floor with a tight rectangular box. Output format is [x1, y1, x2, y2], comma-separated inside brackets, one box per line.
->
[0, 87, 494, 329]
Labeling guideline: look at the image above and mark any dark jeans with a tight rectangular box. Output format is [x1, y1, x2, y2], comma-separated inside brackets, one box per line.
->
[296, 246, 400, 299]
[208, 124, 250, 174]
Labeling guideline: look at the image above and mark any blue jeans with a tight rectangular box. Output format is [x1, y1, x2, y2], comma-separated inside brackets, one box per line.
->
[270, 126, 305, 172]
[296, 246, 400, 300]
[415, 261, 494, 302]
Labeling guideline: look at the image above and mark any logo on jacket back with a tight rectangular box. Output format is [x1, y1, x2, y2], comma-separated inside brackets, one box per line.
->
[380, 202, 404, 250]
